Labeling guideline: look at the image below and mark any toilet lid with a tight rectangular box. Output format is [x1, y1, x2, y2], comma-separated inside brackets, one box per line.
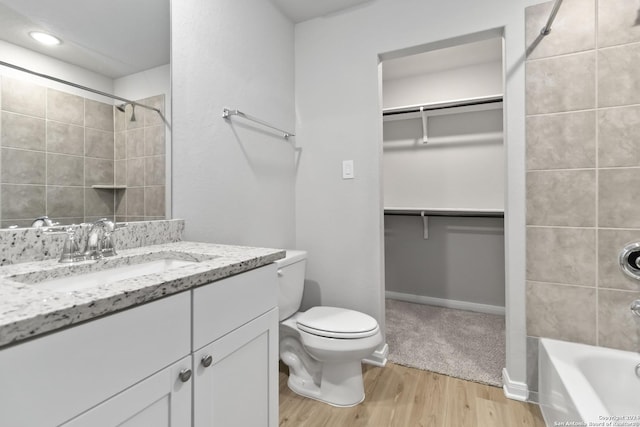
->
[296, 306, 379, 339]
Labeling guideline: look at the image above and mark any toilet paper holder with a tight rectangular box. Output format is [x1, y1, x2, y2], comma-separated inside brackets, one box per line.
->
[619, 242, 640, 280]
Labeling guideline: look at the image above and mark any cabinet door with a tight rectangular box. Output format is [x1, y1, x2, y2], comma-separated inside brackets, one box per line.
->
[62, 356, 192, 427]
[193, 308, 279, 427]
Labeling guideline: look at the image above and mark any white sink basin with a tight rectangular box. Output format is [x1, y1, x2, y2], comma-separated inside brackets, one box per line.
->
[24, 258, 198, 293]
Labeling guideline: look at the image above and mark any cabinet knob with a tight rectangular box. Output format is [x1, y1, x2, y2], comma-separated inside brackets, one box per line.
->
[179, 368, 192, 383]
[201, 354, 213, 368]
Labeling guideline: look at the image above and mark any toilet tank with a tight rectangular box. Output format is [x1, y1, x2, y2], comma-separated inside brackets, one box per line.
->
[275, 250, 307, 321]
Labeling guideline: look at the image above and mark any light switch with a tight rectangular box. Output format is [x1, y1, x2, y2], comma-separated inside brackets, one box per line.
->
[342, 160, 354, 179]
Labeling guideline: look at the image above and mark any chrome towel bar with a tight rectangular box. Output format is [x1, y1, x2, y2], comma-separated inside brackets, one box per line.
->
[222, 108, 295, 139]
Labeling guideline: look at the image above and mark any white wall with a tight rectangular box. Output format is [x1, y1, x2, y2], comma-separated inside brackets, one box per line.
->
[383, 109, 504, 210]
[0, 40, 114, 103]
[294, 0, 529, 393]
[171, 0, 295, 249]
[383, 60, 503, 109]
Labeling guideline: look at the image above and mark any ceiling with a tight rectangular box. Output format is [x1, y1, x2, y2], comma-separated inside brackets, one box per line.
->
[0, 0, 371, 80]
[271, 0, 373, 23]
[0, 0, 170, 79]
[383, 38, 503, 81]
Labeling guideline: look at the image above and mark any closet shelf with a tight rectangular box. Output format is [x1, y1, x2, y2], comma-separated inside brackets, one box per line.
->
[384, 208, 504, 218]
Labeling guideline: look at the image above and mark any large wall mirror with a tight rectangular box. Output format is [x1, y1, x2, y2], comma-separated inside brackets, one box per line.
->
[0, 0, 171, 228]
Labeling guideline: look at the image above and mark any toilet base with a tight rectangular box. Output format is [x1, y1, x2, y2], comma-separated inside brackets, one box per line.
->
[287, 360, 365, 407]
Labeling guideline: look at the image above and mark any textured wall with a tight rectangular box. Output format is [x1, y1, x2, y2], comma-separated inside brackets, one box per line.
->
[171, 0, 295, 249]
[525, 0, 640, 351]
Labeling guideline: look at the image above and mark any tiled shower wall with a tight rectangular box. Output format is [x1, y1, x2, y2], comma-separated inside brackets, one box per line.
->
[525, 0, 640, 360]
[114, 95, 166, 222]
[0, 76, 165, 227]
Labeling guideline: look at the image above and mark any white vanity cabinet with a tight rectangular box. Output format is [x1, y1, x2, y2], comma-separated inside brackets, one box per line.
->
[0, 291, 192, 427]
[192, 264, 279, 427]
[0, 262, 279, 427]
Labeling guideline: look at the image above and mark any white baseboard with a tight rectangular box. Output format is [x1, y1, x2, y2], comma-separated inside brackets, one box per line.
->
[363, 343, 388, 367]
[385, 291, 506, 316]
[502, 368, 529, 401]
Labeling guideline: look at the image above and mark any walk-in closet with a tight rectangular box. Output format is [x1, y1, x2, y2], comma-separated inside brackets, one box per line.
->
[381, 35, 506, 386]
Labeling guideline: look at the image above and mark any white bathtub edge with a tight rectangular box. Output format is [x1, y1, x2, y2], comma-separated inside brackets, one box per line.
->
[502, 367, 529, 401]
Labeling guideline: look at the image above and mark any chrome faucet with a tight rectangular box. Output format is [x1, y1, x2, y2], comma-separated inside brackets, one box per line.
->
[83, 218, 125, 260]
[31, 216, 59, 228]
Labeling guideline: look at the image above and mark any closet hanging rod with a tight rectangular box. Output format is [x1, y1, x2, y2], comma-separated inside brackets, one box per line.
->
[222, 108, 295, 139]
[0, 60, 168, 125]
[382, 95, 503, 117]
[384, 208, 504, 218]
[540, 0, 564, 36]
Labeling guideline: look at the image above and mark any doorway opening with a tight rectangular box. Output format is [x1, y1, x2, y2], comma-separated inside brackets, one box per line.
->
[380, 34, 506, 386]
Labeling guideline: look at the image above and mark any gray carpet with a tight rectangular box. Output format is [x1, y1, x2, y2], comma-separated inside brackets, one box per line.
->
[385, 298, 505, 387]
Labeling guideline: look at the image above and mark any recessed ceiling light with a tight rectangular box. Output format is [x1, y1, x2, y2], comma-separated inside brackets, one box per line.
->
[29, 31, 61, 46]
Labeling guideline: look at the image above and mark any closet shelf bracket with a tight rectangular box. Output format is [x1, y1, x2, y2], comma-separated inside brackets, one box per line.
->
[420, 106, 428, 144]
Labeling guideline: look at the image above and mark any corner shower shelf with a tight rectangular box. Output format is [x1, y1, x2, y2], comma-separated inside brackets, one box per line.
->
[91, 185, 128, 190]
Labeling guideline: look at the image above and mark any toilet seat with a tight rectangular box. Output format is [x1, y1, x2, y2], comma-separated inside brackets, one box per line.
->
[296, 306, 379, 339]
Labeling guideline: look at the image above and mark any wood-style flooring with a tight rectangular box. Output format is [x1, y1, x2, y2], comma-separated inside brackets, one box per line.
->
[279, 362, 545, 427]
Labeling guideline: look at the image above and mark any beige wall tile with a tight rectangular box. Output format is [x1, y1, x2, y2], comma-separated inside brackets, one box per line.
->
[526, 52, 595, 114]
[144, 186, 165, 217]
[126, 128, 145, 158]
[85, 99, 114, 132]
[1, 112, 45, 150]
[84, 158, 114, 186]
[527, 227, 595, 286]
[47, 89, 84, 126]
[47, 187, 84, 218]
[115, 160, 127, 187]
[145, 156, 165, 186]
[1, 184, 45, 220]
[526, 170, 595, 226]
[115, 132, 126, 160]
[527, 281, 596, 344]
[46, 122, 84, 156]
[598, 289, 640, 351]
[47, 154, 84, 186]
[526, 111, 595, 170]
[84, 188, 114, 217]
[115, 191, 126, 217]
[142, 95, 165, 127]
[127, 158, 145, 187]
[598, 229, 640, 291]
[85, 129, 114, 159]
[599, 168, 640, 228]
[598, 106, 640, 167]
[599, 44, 640, 108]
[126, 187, 144, 216]
[1, 148, 45, 185]
[1, 77, 45, 117]
[145, 125, 165, 156]
[598, 0, 640, 47]
[525, 0, 595, 60]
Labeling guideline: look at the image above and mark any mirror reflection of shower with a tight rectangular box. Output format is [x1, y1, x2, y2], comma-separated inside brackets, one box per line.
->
[116, 103, 137, 122]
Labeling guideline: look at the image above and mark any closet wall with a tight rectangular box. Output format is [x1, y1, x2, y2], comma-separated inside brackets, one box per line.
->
[383, 38, 506, 314]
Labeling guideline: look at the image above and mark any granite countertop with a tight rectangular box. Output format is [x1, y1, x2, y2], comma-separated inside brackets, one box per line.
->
[0, 241, 285, 348]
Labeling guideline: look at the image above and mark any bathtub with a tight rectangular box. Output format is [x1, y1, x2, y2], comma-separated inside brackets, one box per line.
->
[539, 338, 640, 425]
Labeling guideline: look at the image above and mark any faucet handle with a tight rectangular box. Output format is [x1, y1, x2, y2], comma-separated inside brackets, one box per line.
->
[58, 225, 85, 263]
[101, 222, 127, 257]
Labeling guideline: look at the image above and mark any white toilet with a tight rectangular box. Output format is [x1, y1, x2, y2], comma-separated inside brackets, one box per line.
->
[277, 250, 382, 407]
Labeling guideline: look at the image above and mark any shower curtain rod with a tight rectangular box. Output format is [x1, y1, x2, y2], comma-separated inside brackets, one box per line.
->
[540, 0, 564, 36]
[0, 60, 168, 124]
